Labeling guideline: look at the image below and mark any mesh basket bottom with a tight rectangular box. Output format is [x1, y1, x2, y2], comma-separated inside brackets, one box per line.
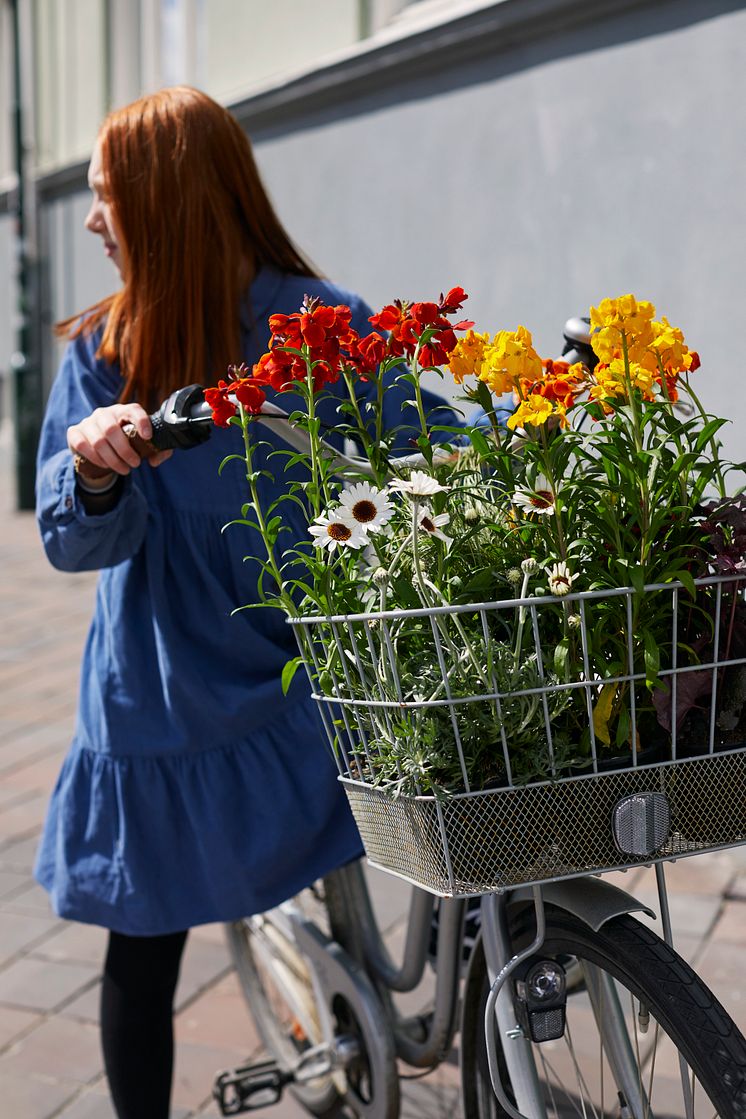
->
[341, 752, 746, 895]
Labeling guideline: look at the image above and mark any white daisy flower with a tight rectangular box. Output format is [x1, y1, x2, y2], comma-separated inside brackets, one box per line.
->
[548, 561, 578, 597]
[389, 470, 449, 498]
[309, 511, 368, 552]
[512, 484, 556, 516]
[338, 482, 393, 531]
[417, 505, 450, 542]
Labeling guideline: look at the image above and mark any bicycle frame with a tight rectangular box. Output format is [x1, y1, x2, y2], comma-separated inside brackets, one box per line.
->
[316, 857, 665, 1118]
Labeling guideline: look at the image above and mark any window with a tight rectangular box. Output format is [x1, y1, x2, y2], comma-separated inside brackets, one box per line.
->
[33, 0, 108, 170]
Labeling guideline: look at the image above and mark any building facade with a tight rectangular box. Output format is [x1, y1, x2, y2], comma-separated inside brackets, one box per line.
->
[1, 0, 744, 507]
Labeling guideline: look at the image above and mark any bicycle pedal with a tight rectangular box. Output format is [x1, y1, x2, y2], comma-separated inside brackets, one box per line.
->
[213, 1058, 292, 1114]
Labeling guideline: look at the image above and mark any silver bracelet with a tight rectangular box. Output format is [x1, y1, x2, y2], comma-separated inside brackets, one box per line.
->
[75, 471, 120, 495]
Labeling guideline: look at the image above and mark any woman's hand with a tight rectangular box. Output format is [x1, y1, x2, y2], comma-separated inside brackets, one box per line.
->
[67, 403, 173, 475]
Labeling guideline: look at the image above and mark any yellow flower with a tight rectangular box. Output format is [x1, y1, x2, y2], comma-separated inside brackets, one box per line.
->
[590, 358, 655, 405]
[644, 317, 694, 374]
[590, 295, 656, 364]
[506, 394, 555, 430]
[448, 330, 490, 384]
[590, 295, 656, 332]
[478, 325, 543, 395]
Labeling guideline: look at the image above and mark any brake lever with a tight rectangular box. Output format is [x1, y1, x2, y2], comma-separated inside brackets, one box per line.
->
[148, 384, 214, 450]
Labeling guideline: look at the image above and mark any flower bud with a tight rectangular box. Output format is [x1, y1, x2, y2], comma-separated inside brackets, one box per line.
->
[507, 567, 522, 585]
[521, 557, 538, 575]
[567, 613, 582, 629]
[373, 566, 389, 587]
[464, 506, 480, 525]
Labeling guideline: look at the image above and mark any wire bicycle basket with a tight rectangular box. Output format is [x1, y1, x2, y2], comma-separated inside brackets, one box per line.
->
[291, 573, 746, 895]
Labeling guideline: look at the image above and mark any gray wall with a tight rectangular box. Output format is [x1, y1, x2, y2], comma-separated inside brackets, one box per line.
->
[42, 190, 118, 386]
[248, 0, 746, 464]
[29, 0, 746, 470]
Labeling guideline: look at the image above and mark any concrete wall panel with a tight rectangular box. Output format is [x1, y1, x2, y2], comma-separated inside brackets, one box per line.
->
[249, 0, 746, 460]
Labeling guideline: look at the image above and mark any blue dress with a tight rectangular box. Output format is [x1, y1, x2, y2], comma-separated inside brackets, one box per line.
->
[34, 266, 455, 936]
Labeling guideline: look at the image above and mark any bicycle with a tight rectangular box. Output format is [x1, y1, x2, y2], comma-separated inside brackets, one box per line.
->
[75, 320, 746, 1119]
[213, 574, 746, 1119]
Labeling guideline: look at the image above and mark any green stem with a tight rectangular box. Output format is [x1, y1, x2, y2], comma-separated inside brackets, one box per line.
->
[537, 427, 567, 563]
[304, 350, 323, 519]
[513, 571, 531, 670]
[620, 332, 650, 557]
[420, 571, 491, 690]
[411, 341, 432, 459]
[410, 499, 431, 606]
[342, 364, 376, 471]
[240, 407, 294, 613]
[682, 374, 727, 497]
[657, 356, 689, 508]
[375, 364, 387, 477]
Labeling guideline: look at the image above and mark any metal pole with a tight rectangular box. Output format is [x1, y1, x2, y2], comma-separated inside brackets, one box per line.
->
[10, 0, 42, 511]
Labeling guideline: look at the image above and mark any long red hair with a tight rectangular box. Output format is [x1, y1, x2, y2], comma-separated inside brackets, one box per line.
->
[60, 86, 318, 409]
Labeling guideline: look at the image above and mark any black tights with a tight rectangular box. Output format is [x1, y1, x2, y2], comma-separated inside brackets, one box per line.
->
[100, 929, 188, 1119]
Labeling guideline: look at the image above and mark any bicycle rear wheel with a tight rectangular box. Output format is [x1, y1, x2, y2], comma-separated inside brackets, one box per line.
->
[226, 876, 345, 1116]
[461, 903, 746, 1118]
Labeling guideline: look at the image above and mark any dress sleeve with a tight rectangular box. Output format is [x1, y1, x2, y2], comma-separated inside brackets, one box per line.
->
[35, 332, 150, 572]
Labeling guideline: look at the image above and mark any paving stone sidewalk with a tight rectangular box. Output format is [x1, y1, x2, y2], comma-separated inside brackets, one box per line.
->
[1, 428, 746, 1118]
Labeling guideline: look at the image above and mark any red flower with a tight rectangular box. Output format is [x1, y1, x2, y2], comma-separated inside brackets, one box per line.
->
[204, 381, 237, 427]
[369, 289, 471, 363]
[233, 378, 266, 414]
[252, 349, 306, 391]
[440, 287, 467, 313]
[411, 302, 441, 329]
[351, 331, 387, 375]
[262, 298, 360, 389]
[369, 303, 405, 332]
[301, 306, 337, 347]
[205, 367, 267, 425]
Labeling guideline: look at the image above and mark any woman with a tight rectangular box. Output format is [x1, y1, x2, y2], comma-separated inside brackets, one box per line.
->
[32, 87, 451, 1119]
[35, 86, 453, 1119]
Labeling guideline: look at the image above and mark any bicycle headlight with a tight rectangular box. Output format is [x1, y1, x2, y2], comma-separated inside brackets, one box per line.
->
[514, 959, 567, 1043]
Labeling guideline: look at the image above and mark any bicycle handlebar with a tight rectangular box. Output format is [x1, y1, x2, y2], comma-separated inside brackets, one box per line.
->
[73, 316, 598, 483]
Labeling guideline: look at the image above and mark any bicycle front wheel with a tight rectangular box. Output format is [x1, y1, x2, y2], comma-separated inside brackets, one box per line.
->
[461, 903, 746, 1118]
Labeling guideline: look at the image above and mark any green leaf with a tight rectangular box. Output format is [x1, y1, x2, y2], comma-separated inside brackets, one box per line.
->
[675, 568, 697, 600]
[615, 705, 631, 750]
[593, 683, 617, 746]
[643, 629, 660, 686]
[221, 518, 261, 533]
[468, 427, 491, 456]
[629, 565, 645, 597]
[554, 638, 570, 679]
[281, 656, 304, 695]
[695, 419, 726, 453]
[217, 453, 247, 476]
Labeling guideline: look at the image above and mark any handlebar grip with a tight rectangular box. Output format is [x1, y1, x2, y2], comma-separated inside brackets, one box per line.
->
[73, 385, 211, 481]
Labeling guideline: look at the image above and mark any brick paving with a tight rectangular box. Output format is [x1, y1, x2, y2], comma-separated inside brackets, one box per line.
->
[1, 423, 746, 1117]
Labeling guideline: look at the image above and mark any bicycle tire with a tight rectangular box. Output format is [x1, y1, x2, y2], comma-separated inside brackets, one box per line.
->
[226, 875, 348, 1117]
[224, 863, 391, 1119]
[461, 903, 746, 1119]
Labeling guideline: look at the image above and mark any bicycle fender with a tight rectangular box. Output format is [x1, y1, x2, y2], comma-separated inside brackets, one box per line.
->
[509, 876, 655, 932]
